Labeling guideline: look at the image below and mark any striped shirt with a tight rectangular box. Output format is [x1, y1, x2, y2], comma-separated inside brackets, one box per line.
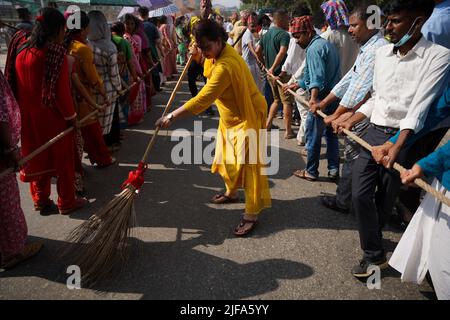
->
[331, 31, 387, 109]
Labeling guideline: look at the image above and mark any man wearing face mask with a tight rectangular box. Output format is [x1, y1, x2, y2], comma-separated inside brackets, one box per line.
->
[337, 0, 450, 278]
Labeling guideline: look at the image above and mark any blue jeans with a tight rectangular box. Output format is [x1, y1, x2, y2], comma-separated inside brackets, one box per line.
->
[305, 109, 339, 178]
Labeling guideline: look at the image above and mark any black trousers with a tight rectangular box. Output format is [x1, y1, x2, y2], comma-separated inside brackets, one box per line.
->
[187, 60, 212, 113]
[352, 125, 411, 262]
[103, 103, 120, 146]
[188, 60, 205, 97]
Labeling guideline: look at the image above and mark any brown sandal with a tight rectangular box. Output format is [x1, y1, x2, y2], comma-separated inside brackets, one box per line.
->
[234, 218, 258, 237]
[210, 193, 239, 204]
[293, 169, 317, 182]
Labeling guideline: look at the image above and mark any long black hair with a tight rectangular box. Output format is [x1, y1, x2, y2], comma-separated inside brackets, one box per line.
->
[27, 7, 66, 48]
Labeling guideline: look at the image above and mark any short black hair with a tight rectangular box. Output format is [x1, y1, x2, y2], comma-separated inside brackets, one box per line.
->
[350, 1, 379, 21]
[383, 0, 435, 18]
[137, 6, 149, 17]
[111, 21, 125, 36]
[273, 9, 288, 22]
[292, 3, 311, 18]
[194, 19, 228, 44]
[16, 7, 30, 20]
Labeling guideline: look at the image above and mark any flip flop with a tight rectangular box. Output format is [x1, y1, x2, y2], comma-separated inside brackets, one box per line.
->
[293, 169, 317, 182]
[233, 218, 258, 237]
[210, 193, 239, 204]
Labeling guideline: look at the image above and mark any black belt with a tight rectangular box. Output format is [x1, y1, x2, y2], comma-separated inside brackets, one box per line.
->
[371, 124, 399, 135]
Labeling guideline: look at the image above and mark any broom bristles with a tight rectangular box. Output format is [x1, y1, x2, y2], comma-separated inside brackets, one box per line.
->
[62, 186, 138, 286]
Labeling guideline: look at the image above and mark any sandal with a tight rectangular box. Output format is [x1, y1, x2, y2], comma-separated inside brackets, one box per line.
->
[210, 193, 239, 204]
[233, 218, 258, 237]
[293, 169, 317, 182]
[284, 133, 296, 139]
[1, 241, 43, 271]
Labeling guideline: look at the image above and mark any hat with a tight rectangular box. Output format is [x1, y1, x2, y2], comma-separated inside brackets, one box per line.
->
[289, 16, 314, 34]
[320, 0, 350, 30]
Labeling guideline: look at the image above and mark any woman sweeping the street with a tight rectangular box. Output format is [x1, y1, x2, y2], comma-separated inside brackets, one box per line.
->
[156, 19, 271, 236]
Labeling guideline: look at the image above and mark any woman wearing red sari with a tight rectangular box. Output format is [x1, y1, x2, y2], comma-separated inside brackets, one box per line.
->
[15, 8, 87, 215]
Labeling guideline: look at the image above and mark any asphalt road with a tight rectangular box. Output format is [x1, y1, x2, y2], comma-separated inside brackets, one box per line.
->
[0, 66, 438, 300]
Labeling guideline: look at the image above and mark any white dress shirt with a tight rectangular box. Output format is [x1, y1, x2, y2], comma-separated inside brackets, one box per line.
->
[359, 37, 450, 133]
[281, 37, 306, 76]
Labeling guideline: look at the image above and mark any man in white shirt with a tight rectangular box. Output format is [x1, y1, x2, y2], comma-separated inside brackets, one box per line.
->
[338, 0, 450, 278]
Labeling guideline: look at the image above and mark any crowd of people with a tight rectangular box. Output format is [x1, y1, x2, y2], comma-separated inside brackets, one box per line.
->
[0, 0, 449, 299]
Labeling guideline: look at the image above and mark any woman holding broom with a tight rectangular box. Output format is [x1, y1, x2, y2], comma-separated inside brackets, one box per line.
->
[156, 19, 271, 236]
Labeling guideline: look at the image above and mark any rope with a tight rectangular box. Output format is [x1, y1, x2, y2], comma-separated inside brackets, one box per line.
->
[264, 67, 450, 208]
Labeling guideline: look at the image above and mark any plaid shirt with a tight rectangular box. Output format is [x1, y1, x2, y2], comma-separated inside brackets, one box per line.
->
[331, 32, 387, 109]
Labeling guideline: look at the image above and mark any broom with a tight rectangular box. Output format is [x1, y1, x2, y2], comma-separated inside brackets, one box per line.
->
[0, 62, 160, 179]
[63, 55, 194, 286]
[265, 68, 450, 207]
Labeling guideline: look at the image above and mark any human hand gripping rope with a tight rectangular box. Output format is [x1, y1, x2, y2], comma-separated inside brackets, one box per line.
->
[263, 67, 450, 208]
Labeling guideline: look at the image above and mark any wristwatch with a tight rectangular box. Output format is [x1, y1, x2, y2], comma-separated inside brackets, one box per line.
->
[166, 113, 174, 121]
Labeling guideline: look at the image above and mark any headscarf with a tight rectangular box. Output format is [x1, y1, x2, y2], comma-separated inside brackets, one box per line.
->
[289, 16, 315, 34]
[87, 11, 117, 55]
[42, 42, 67, 107]
[320, 0, 350, 30]
[4, 29, 29, 96]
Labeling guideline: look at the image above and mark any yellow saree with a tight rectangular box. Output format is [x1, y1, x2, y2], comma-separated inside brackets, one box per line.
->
[184, 44, 271, 214]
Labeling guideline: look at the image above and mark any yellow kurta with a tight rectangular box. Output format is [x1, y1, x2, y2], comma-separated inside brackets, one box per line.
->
[184, 44, 271, 214]
[68, 40, 104, 126]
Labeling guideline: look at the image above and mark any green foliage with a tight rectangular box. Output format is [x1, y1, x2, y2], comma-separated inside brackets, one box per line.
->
[240, 0, 392, 17]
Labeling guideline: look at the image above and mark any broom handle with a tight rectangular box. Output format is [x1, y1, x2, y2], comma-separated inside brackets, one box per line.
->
[0, 20, 18, 30]
[141, 55, 193, 163]
[265, 68, 450, 208]
[0, 63, 160, 179]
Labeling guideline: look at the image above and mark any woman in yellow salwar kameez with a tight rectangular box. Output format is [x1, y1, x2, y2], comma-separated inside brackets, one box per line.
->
[156, 19, 271, 236]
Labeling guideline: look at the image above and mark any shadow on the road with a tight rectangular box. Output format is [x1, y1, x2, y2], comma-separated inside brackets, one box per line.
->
[0, 234, 314, 299]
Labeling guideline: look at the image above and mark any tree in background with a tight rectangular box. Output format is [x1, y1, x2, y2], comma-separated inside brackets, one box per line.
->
[241, 0, 391, 26]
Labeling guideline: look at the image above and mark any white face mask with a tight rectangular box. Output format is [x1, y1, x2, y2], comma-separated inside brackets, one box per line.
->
[387, 17, 422, 48]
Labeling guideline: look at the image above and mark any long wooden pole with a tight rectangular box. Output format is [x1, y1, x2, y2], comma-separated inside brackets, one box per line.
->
[0, 62, 160, 178]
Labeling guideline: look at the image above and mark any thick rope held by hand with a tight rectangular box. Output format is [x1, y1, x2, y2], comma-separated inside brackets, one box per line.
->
[265, 68, 450, 207]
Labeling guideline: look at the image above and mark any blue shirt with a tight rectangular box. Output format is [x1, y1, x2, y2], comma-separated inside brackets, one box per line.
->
[422, 0, 450, 49]
[299, 35, 341, 99]
[418, 141, 450, 190]
[331, 32, 388, 109]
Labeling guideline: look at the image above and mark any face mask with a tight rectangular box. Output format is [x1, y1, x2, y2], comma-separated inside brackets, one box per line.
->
[392, 17, 422, 48]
